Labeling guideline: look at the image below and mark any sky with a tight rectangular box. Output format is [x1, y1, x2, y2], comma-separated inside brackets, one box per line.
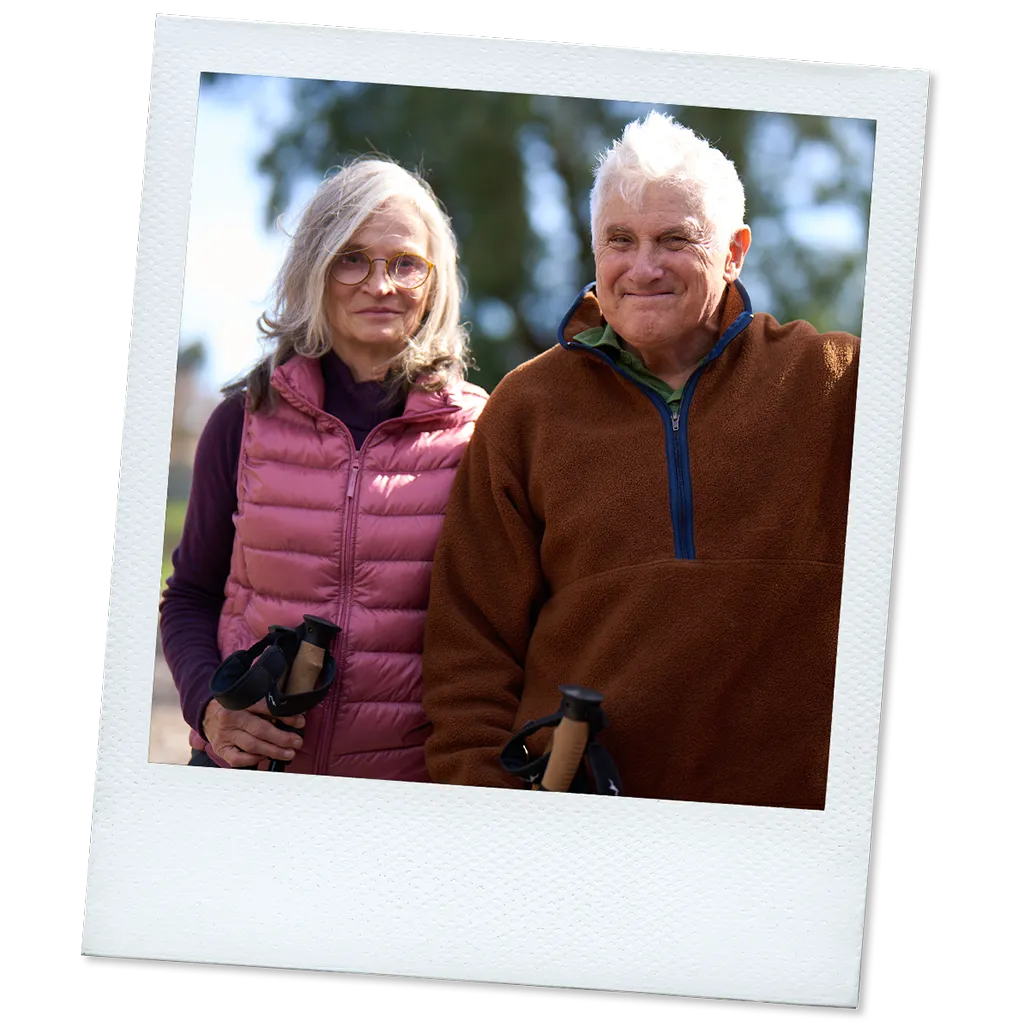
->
[179, 76, 311, 392]
[179, 76, 872, 395]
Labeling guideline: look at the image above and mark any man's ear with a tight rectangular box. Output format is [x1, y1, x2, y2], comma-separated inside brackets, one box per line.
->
[724, 226, 752, 282]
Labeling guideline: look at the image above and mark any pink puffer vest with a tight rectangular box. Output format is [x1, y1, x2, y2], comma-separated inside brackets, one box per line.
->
[210, 355, 486, 778]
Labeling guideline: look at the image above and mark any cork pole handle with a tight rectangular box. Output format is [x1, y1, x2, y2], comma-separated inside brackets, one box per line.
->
[537, 684, 606, 793]
[283, 615, 341, 695]
[530, 735, 555, 790]
[267, 616, 341, 772]
[283, 641, 324, 695]
[539, 717, 591, 792]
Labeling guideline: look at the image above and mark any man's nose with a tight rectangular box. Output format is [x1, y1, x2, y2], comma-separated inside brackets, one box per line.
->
[629, 242, 665, 280]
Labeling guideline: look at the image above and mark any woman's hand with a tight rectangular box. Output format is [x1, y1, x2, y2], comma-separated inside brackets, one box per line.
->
[202, 699, 306, 768]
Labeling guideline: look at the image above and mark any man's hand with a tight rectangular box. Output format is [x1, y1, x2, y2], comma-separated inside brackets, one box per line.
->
[202, 699, 306, 768]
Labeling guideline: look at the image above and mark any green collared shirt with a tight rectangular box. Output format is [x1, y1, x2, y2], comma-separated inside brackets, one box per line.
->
[574, 323, 686, 409]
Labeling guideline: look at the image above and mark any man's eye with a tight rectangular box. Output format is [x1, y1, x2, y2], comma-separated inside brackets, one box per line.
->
[607, 235, 632, 246]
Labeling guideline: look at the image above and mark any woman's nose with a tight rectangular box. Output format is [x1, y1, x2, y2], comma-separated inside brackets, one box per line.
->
[364, 259, 396, 293]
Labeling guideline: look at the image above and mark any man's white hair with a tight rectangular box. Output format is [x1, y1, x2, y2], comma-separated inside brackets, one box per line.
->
[590, 111, 746, 251]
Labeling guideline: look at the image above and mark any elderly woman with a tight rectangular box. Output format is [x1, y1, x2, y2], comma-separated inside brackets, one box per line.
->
[160, 158, 487, 778]
[422, 112, 860, 809]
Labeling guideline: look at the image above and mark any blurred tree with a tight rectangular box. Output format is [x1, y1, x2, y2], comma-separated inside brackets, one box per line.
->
[204, 75, 874, 392]
[177, 338, 207, 373]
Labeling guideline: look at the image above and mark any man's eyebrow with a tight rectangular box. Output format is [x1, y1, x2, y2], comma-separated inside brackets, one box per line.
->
[660, 218, 702, 234]
[601, 218, 704, 238]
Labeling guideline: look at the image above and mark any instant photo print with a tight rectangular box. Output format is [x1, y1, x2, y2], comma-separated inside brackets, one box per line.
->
[83, 15, 928, 1008]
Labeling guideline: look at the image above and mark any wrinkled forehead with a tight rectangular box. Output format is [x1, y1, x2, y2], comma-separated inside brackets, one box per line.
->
[348, 198, 430, 251]
[596, 179, 711, 235]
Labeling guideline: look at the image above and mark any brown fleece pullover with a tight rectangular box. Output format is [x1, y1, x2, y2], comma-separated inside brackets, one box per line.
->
[422, 282, 859, 810]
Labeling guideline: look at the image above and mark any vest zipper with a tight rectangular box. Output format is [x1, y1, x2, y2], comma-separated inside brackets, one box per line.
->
[313, 455, 363, 775]
[309, 407, 458, 775]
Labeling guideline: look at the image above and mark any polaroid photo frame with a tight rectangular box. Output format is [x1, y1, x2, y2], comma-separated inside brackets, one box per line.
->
[83, 15, 927, 1008]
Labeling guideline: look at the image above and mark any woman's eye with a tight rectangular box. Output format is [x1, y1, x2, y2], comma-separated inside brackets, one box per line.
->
[338, 252, 365, 265]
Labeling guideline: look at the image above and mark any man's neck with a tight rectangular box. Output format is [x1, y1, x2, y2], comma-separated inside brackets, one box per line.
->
[624, 324, 720, 390]
[620, 289, 728, 390]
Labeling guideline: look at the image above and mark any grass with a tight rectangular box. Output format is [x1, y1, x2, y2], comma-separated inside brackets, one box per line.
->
[160, 498, 189, 592]
[164, 498, 189, 542]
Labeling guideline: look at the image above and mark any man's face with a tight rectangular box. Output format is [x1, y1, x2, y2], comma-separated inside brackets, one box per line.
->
[594, 182, 747, 355]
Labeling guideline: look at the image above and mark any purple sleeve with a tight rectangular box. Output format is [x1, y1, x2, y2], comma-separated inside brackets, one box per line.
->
[158, 394, 245, 738]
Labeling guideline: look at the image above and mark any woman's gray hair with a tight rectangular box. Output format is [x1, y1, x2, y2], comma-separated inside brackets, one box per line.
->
[590, 111, 746, 251]
[228, 157, 469, 410]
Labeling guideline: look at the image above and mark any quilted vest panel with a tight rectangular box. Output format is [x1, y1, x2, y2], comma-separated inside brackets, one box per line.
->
[210, 355, 486, 778]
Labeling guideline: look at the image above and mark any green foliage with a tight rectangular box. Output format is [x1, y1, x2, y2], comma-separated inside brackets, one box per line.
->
[160, 498, 188, 590]
[220, 76, 874, 393]
[177, 339, 207, 373]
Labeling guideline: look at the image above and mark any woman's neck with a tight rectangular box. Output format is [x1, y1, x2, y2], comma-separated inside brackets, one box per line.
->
[329, 339, 403, 383]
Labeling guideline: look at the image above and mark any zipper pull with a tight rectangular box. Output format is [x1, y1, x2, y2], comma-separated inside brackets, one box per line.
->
[671, 409, 680, 432]
[346, 459, 360, 499]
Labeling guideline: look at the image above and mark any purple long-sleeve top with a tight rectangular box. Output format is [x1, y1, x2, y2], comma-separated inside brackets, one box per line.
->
[159, 351, 405, 740]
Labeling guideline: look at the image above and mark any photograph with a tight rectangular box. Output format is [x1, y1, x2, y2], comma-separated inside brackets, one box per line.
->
[153, 72, 875, 812]
[81, 15, 928, 1009]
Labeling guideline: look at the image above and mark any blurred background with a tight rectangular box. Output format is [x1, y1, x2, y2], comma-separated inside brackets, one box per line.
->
[151, 73, 876, 763]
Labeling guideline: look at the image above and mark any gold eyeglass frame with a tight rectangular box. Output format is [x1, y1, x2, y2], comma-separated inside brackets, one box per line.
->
[329, 252, 435, 289]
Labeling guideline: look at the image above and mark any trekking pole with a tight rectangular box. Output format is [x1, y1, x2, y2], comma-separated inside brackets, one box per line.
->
[537, 685, 606, 792]
[266, 615, 341, 772]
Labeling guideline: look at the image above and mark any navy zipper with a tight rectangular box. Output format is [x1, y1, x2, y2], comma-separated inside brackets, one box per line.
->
[674, 372, 702, 559]
[557, 280, 754, 560]
[557, 338, 690, 556]
[670, 408, 686, 557]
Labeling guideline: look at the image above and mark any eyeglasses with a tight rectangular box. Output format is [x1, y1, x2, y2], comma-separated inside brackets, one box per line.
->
[329, 251, 434, 289]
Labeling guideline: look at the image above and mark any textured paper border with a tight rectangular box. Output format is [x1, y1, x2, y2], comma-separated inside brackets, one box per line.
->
[82, 15, 927, 1007]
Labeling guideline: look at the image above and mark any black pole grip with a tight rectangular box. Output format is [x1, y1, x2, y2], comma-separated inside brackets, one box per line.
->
[558, 684, 605, 722]
[302, 614, 342, 650]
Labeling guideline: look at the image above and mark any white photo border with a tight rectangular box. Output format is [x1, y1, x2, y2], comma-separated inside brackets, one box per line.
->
[83, 15, 928, 1008]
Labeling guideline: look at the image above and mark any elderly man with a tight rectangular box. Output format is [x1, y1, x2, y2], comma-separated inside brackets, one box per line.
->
[421, 112, 859, 809]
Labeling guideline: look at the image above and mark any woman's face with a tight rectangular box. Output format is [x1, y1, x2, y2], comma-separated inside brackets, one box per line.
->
[325, 202, 431, 372]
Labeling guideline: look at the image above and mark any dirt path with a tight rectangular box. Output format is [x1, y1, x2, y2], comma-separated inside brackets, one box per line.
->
[149, 655, 191, 765]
